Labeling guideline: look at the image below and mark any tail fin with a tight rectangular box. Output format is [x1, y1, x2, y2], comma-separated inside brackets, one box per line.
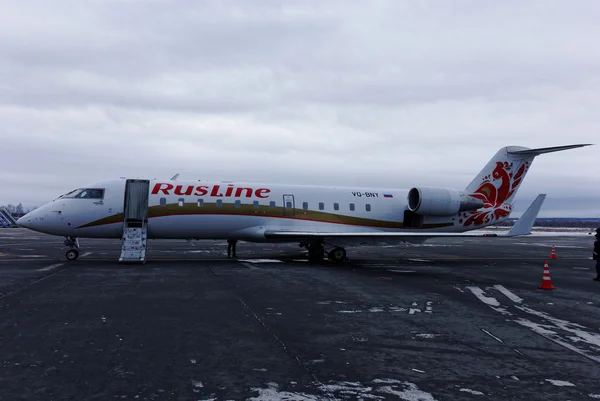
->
[459, 144, 590, 228]
[465, 144, 591, 208]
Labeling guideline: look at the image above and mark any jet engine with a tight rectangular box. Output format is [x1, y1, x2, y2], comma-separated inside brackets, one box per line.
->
[407, 187, 484, 216]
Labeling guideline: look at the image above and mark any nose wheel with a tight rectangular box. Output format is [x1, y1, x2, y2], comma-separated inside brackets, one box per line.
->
[64, 237, 81, 261]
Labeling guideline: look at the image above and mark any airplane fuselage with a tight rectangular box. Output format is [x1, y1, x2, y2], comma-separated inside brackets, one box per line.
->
[20, 178, 463, 241]
[16, 144, 591, 262]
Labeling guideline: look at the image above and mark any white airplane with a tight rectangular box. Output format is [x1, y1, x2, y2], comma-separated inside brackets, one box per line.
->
[16, 144, 590, 262]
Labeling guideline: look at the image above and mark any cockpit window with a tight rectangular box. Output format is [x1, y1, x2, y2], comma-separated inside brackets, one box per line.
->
[58, 189, 81, 199]
[58, 188, 105, 199]
[75, 189, 105, 199]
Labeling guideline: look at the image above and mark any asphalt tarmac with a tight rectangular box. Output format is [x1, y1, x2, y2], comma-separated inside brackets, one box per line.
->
[0, 228, 599, 401]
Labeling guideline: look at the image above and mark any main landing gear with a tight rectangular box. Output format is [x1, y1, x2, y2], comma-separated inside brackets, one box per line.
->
[327, 246, 347, 263]
[64, 237, 80, 261]
[305, 241, 347, 263]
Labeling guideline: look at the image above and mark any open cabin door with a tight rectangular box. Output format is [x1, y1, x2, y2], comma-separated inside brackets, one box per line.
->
[119, 179, 150, 263]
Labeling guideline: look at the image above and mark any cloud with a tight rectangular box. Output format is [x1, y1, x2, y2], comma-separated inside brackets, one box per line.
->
[0, 0, 598, 217]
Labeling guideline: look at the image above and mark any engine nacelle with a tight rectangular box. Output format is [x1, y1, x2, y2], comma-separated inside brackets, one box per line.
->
[407, 187, 484, 216]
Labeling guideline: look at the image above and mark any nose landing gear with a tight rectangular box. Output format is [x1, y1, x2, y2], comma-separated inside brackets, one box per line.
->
[64, 237, 80, 261]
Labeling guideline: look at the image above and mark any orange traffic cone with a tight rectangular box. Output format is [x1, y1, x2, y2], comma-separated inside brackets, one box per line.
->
[550, 245, 557, 260]
[538, 260, 555, 290]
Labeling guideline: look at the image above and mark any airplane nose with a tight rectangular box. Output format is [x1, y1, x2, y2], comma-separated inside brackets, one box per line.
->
[17, 214, 32, 229]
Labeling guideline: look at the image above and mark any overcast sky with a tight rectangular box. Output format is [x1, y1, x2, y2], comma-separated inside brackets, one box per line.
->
[1, 0, 598, 217]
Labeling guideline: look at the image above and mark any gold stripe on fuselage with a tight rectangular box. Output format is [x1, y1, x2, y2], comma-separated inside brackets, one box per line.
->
[78, 202, 453, 230]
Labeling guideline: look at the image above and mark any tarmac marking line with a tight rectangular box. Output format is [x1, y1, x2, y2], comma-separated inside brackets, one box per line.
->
[493, 285, 523, 303]
[518, 320, 600, 365]
[80, 252, 93, 258]
[37, 263, 64, 272]
[466, 287, 500, 307]
[0, 263, 71, 301]
[481, 328, 504, 343]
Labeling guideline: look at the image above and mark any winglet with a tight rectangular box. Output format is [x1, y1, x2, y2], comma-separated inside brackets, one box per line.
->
[170, 173, 180, 181]
[506, 194, 546, 237]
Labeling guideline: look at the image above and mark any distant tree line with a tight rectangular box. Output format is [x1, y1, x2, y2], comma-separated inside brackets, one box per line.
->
[0, 203, 36, 218]
[494, 218, 600, 228]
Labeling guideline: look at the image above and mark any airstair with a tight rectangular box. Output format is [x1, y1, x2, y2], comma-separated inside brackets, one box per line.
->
[119, 179, 150, 263]
[0, 208, 18, 228]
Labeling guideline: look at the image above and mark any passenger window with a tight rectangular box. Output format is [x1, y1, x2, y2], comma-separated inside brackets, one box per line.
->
[270, 201, 276, 208]
[253, 200, 259, 209]
[75, 188, 104, 199]
[235, 200, 241, 208]
[216, 199, 222, 208]
[197, 199, 204, 207]
[319, 202, 324, 211]
[333, 203, 339, 211]
[366, 204, 371, 212]
[160, 197, 166, 206]
[302, 202, 308, 210]
[178, 198, 184, 207]
[350, 203, 355, 211]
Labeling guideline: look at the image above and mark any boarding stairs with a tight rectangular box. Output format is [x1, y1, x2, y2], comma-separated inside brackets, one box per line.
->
[119, 179, 150, 263]
[0, 208, 18, 228]
[120, 223, 147, 262]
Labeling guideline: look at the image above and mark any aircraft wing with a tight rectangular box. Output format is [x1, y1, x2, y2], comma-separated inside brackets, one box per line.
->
[264, 194, 546, 241]
[264, 230, 502, 240]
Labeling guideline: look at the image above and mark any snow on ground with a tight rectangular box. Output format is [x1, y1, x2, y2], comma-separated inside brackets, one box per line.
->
[545, 379, 575, 387]
[248, 380, 440, 400]
[460, 388, 485, 395]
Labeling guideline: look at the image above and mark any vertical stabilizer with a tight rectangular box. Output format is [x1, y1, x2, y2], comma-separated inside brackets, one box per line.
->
[460, 144, 590, 228]
[465, 146, 535, 208]
[465, 144, 591, 208]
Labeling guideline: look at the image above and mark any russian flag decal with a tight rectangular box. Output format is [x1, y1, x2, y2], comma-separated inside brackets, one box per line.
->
[383, 194, 393, 198]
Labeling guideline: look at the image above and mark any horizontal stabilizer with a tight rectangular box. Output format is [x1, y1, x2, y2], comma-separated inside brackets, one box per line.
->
[506, 194, 546, 237]
[508, 144, 592, 156]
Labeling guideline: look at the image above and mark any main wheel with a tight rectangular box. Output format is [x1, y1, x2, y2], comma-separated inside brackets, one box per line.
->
[328, 247, 347, 262]
[66, 249, 79, 261]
